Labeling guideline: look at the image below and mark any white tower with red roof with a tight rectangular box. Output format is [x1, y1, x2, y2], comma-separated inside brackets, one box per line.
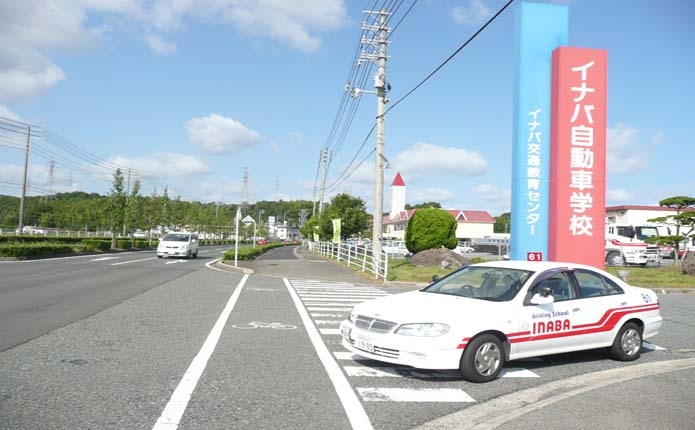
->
[389, 172, 406, 218]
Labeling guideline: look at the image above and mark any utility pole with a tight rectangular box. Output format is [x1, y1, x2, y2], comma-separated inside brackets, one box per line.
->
[350, 9, 390, 266]
[240, 166, 249, 215]
[318, 147, 331, 214]
[123, 167, 131, 236]
[17, 126, 31, 234]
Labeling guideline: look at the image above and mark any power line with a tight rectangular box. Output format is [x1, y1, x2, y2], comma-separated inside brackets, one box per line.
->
[384, 0, 516, 116]
[324, 0, 516, 191]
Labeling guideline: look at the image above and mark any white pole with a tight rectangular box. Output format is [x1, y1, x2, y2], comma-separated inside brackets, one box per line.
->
[234, 207, 241, 267]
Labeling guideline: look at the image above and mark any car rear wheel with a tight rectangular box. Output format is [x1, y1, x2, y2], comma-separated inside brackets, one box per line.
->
[459, 334, 504, 383]
[609, 322, 642, 361]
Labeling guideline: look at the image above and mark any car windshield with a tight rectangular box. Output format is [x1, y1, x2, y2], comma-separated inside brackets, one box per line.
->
[423, 266, 533, 301]
[162, 233, 190, 242]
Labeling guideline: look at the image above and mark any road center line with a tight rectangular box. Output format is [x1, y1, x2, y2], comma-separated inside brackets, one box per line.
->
[152, 273, 249, 430]
[110, 257, 159, 265]
[284, 278, 373, 430]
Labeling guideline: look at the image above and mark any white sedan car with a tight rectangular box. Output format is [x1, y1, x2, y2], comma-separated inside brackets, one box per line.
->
[340, 260, 662, 383]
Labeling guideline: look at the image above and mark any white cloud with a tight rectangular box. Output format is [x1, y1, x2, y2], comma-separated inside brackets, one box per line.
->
[0, 105, 21, 121]
[0, 0, 346, 101]
[470, 183, 512, 213]
[0, 1, 99, 101]
[394, 142, 488, 178]
[606, 188, 635, 204]
[607, 122, 650, 175]
[145, 34, 177, 55]
[185, 114, 262, 154]
[409, 187, 456, 204]
[451, 0, 493, 26]
[107, 152, 210, 178]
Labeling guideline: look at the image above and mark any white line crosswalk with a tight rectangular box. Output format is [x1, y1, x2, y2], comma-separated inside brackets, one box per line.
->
[289, 279, 540, 405]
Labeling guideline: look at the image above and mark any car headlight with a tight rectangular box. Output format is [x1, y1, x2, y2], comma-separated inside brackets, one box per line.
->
[348, 309, 357, 323]
[395, 323, 450, 337]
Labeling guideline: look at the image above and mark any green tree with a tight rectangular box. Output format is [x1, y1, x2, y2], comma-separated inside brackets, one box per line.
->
[494, 212, 511, 234]
[647, 196, 695, 264]
[405, 208, 458, 253]
[105, 169, 126, 249]
[320, 193, 369, 240]
[405, 201, 441, 210]
[125, 180, 144, 236]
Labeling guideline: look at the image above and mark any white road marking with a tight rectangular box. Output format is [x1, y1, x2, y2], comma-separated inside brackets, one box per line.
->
[111, 257, 158, 265]
[500, 368, 539, 378]
[284, 278, 373, 430]
[314, 320, 343, 325]
[302, 297, 371, 302]
[165, 260, 189, 265]
[308, 303, 363, 308]
[320, 328, 342, 335]
[358, 388, 475, 403]
[643, 341, 666, 351]
[90, 256, 120, 261]
[152, 274, 249, 430]
[308, 307, 354, 312]
[311, 313, 348, 318]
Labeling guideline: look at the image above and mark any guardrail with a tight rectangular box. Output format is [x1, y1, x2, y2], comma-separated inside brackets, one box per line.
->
[305, 241, 389, 280]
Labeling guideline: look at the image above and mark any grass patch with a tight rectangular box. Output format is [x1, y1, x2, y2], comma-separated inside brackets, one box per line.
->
[605, 265, 694, 289]
[386, 258, 694, 289]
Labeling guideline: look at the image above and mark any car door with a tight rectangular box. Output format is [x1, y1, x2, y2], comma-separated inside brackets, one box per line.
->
[563, 268, 629, 349]
[515, 269, 580, 357]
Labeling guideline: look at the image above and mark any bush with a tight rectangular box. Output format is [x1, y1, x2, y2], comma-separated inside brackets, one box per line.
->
[222, 243, 287, 261]
[0, 242, 78, 258]
[405, 208, 458, 253]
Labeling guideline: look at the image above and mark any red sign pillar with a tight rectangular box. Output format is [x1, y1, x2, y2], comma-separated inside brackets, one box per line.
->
[549, 47, 607, 267]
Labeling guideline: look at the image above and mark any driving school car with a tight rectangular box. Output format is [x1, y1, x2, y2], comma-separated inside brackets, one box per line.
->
[340, 260, 662, 383]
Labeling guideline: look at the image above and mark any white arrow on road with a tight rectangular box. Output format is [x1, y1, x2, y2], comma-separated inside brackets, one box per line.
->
[90, 256, 120, 261]
[165, 260, 189, 265]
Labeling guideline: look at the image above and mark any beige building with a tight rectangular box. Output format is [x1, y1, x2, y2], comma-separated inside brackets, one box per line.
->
[605, 205, 692, 226]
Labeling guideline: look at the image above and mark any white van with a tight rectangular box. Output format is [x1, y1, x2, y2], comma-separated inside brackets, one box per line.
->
[157, 232, 199, 258]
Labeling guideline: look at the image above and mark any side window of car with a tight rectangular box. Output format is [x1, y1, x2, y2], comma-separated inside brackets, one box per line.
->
[574, 270, 624, 298]
[527, 272, 575, 302]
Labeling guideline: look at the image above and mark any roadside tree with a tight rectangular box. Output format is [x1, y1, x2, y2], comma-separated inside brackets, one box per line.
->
[105, 169, 126, 249]
[647, 195, 695, 264]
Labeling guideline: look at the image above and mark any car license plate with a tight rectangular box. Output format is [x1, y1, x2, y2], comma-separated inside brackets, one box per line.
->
[353, 335, 374, 353]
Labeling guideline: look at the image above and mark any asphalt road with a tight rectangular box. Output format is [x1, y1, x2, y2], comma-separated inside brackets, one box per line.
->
[1, 246, 694, 430]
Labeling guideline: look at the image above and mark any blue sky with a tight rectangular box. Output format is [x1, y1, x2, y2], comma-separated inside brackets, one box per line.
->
[0, 0, 692, 217]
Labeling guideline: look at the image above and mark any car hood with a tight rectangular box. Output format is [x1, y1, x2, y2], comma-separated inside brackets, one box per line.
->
[352, 290, 501, 324]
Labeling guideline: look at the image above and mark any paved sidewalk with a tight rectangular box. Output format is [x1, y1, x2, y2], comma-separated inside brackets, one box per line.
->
[217, 245, 386, 286]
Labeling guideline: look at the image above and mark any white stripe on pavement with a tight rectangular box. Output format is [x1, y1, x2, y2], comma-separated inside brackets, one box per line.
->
[152, 274, 249, 430]
[284, 278, 373, 430]
[358, 388, 475, 403]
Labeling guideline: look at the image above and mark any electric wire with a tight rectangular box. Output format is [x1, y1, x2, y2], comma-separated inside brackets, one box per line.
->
[384, 0, 516, 116]
[324, 0, 515, 191]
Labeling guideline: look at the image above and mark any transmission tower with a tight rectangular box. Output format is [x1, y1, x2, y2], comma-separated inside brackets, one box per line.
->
[44, 160, 56, 201]
[240, 166, 249, 215]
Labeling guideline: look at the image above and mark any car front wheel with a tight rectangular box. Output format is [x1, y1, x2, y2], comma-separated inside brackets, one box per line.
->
[459, 334, 505, 383]
[609, 322, 642, 361]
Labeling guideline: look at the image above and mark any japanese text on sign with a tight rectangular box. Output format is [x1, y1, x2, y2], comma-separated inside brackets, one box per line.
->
[568, 61, 596, 237]
[526, 108, 542, 235]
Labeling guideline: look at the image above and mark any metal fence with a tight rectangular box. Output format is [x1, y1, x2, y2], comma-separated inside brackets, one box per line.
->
[305, 241, 389, 281]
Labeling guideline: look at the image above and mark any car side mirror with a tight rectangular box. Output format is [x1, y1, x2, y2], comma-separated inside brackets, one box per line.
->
[431, 275, 439, 283]
[530, 292, 555, 305]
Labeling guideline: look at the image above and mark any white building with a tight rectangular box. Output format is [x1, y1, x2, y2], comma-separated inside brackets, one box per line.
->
[605, 205, 693, 227]
[382, 172, 495, 240]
